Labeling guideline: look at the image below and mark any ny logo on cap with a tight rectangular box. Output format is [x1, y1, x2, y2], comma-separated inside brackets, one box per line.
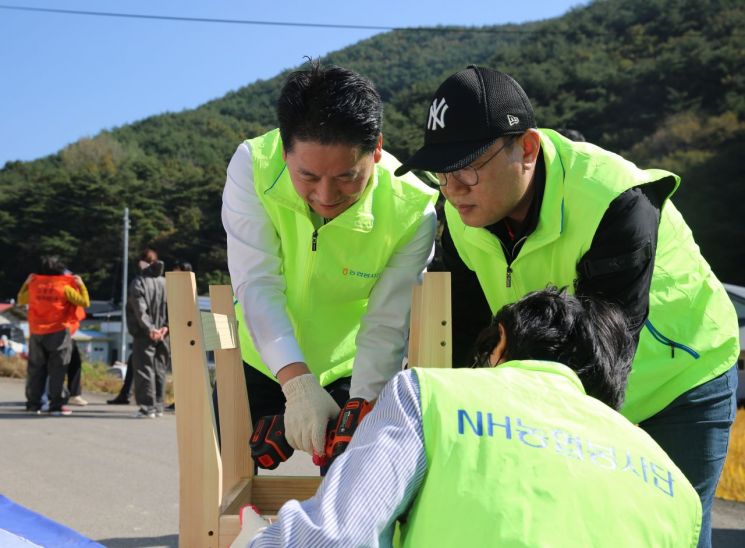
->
[507, 114, 520, 127]
[428, 97, 449, 131]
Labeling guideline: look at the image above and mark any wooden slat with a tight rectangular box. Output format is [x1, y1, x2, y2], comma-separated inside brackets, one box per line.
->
[218, 515, 241, 548]
[408, 272, 452, 368]
[248, 477, 324, 515]
[201, 311, 238, 351]
[166, 272, 222, 547]
[210, 285, 254, 500]
[221, 478, 253, 514]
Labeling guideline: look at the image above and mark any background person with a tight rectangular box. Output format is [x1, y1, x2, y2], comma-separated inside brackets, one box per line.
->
[235, 289, 702, 547]
[17, 256, 90, 416]
[108, 247, 159, 406]
[0, 334, 17, 357]
[127, 249, 169, 418]
[221, 61, 437, 457]
[394, 66, 739, 547]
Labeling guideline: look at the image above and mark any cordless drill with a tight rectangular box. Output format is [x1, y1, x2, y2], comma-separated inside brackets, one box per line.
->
[249, 398, 373, 470]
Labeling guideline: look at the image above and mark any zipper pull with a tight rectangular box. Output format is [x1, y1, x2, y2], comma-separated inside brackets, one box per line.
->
[670, 343, 675, 358]
[312, 230, 318, 251]
[506, 266, 512, 288]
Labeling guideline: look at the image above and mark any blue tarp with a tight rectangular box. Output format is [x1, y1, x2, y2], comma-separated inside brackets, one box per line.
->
[0, 495, 104, 547]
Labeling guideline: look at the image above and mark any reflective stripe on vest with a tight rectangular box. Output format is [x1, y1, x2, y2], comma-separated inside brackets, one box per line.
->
[27, 275, 78, 335]
[236, 129, 437, 386]
[445, 129, 739, 423]
[400, 363, 701, 547]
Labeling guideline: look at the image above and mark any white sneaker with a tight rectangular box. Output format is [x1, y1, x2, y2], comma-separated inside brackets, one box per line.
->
[133, 409, 156, 419]
[68, 395, 88, 406]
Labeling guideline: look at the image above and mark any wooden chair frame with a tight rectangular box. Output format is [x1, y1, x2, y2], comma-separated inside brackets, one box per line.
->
[166, 271, 451, 547]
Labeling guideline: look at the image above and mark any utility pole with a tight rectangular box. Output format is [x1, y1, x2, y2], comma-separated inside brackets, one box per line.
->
[119, 207, 129, 364]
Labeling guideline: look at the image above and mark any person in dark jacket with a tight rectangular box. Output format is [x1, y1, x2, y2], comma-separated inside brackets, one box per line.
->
[127, 253, 169, 418]
[395, 66, 738, 548]
[108, 248, 159, 405]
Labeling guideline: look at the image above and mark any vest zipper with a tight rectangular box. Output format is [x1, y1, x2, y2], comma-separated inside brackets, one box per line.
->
[303, 229, 320, 313]
[644, 320, 700, 359]
[498, 236, 527, 288]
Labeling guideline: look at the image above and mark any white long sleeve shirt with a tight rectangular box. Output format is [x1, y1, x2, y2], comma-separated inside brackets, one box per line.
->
[222, 143, 437, 400]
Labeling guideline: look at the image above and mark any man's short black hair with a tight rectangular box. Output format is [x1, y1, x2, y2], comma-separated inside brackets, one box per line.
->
[473, 287, 634, 410]
[277, 60, 383, 154]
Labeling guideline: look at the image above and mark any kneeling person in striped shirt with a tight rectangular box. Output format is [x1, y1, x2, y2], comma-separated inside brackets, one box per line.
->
[235, 287, 702, 548]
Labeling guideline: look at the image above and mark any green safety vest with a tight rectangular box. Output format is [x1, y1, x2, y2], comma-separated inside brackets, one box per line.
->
[235, 129, 437, 386]
[445, 129, 739, 423]
[400, 362, 702, 547]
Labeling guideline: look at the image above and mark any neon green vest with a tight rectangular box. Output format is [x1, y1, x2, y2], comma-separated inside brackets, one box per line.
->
[445, 129, 739, 423]
[401, 362, 702, 547]
[236, 129, 437, 386]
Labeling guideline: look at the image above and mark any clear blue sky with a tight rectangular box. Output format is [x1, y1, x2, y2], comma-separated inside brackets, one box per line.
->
[0, 0, 584, 166]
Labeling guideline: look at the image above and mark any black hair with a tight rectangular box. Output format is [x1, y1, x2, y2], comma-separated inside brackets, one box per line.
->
[139, 247, 158, 263]
[555, 128, 586, 142]
[173, 260, 193, 272]
[277, 59, 383, 154]
[38, 255, 67, 275]
[473, 287, 633, 410]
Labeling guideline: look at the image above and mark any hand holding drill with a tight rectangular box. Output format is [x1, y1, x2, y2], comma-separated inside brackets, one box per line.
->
[249, 397, 373, 470]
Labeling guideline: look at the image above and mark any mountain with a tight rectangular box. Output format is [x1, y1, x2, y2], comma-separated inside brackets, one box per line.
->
[1, 0, 743, 300]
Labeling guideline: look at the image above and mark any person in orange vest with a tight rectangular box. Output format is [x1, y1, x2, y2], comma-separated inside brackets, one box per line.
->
[17, 256, 90, 416]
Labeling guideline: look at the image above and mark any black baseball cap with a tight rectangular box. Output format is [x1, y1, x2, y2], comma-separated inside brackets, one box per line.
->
[395, 66, 536, 176]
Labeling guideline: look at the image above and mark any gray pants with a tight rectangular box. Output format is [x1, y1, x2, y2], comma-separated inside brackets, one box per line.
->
[26, 329, 72, 411]
[132, 336, 169, 413]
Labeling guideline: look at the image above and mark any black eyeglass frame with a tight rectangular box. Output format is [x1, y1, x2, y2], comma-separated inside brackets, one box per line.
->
[435, 135, 520, 188]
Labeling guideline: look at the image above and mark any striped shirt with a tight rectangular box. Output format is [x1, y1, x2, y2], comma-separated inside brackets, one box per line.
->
[249, 369, 426, 547]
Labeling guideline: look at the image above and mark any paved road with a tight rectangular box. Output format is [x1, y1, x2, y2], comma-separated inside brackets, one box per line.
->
[0, 377, 316, 547]
[0, 377, 743, 547]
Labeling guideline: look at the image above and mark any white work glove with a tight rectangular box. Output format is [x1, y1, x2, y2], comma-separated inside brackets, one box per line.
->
[281, 374, 341, 455]
[229, 505, 269, 547]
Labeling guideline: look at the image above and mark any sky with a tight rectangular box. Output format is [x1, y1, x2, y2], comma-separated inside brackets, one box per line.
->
[0, 0, 584, 166]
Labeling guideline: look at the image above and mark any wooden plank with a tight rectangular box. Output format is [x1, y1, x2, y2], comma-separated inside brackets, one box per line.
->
[221, 478, 253, 514]
[210, 285, 254, 499]
[408, 272, 452, 368]
[218, 515, 241, 548]
[201, 311, 238, 351]
[248, 476, 323, 515]
[218, 475, 316, 547]
[165, 272, 222, 547]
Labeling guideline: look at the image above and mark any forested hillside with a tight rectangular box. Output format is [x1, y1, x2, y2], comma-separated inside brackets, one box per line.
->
[1, 0, 743, 299]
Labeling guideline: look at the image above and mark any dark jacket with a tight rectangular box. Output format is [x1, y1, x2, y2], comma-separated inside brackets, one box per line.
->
[126, 261, 168, 339]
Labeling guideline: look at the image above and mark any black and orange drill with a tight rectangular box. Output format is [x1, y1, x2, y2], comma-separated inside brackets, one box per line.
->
[249, 398, 373, 470]
[249, 414, 294, 470]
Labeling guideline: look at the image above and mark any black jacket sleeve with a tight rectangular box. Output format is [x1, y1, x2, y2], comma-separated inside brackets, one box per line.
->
[575, 184, 670, 348]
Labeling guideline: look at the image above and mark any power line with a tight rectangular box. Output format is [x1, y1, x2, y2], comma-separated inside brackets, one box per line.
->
[0, 5, 474, 32]
[0, 4, 535, 33]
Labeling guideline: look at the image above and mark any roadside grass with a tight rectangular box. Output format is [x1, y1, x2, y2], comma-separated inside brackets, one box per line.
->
[0, 355, 174, 402]
[716, 407, 745, 502]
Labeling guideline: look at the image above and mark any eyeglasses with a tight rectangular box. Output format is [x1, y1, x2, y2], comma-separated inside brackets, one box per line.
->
[435, 137, 516, 188]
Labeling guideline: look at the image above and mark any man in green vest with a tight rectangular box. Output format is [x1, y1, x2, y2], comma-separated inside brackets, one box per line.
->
[234, 288, 702, 547]
[221, 61, 437, 459]
[394, 66, 738, 547]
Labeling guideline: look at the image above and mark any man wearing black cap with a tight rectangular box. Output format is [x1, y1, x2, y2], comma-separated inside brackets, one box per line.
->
[395, 66, 738, 548]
